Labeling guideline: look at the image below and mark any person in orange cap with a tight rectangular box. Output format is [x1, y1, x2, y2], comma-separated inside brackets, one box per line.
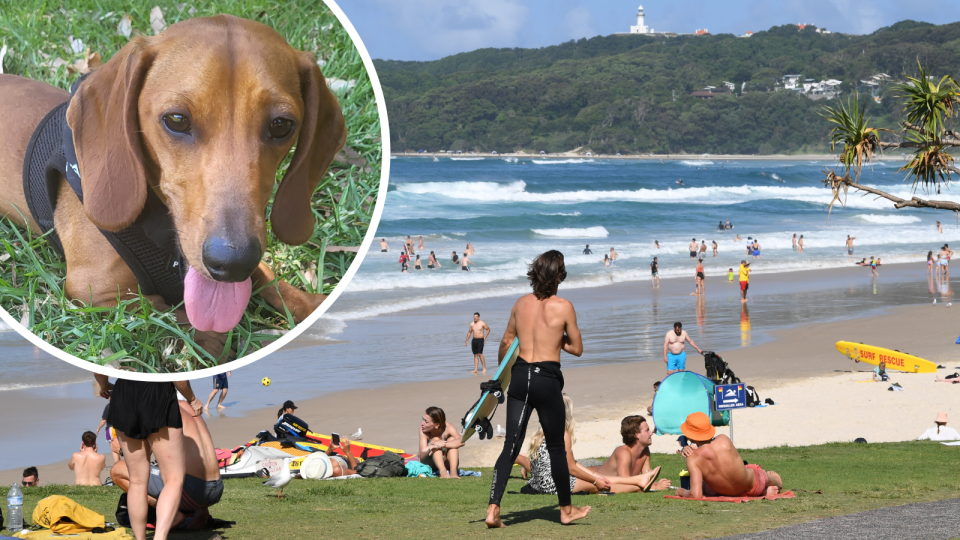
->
[674, 412, 782, 499]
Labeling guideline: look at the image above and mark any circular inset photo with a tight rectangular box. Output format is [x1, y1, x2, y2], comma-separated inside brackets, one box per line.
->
[0, 1, 388, 375]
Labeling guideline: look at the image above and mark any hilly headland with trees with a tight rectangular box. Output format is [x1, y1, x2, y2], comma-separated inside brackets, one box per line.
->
[376, 21, 960, 155]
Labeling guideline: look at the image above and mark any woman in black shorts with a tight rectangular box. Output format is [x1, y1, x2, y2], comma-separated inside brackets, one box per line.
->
[96, 375, 201, 540]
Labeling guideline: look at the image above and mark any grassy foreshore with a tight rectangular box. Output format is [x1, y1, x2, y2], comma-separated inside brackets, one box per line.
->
[1, 441, 956, 539]
[391, 152, 912, 161]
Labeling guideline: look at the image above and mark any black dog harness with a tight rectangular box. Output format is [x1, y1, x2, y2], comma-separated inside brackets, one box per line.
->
[21, 76, 186, 305]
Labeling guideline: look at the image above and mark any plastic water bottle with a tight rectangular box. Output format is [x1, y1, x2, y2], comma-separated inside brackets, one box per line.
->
[7, 483, 23, 531]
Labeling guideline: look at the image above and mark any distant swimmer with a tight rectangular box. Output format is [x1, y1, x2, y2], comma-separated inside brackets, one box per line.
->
[792, 233, 797, 251]
[452, 251, 460, 264]
[428, 251, 441, 269]
[725, 219, 733, 229]
[602, 254, 611, 267]
[712, 240, 718, 257]
[466, 312, 491, 375]
[846, 235, 856, 256]
[399, 252, 410, 273]
[466, 242, 475, 256]
[734, 234, 741, 242]
[415, 254, 423, 270]
[937, 221, 944, 234]
[717, 221, 725, 232]
[689, 238, 698, 258]
[379, 238, 389, 252]
[583, 244, 593, 255]
[752, 239, 761, 259]
[663, 322, 703, 375]
[406, 235, 415, 254]
[461, 254, 475, 271]
[655, 240, 660, 249]
[699, 241, 707, 257]
[651, 257, 660, 287]
[676, 179, 685, 185]
[610, 247, 619, 266]
[798, 235, 805, 252]
[419, 235, 426, 250]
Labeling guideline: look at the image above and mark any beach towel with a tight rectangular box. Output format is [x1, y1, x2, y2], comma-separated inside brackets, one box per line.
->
[664, 490, 795, 503]
[405, 461, 436, 477]
[15, 527, 134, 539]
[32, 495, 105, 533]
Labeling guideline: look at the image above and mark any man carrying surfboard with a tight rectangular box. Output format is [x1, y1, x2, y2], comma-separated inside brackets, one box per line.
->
[486, 250, 590, 528]
[466, 312, 491, 375]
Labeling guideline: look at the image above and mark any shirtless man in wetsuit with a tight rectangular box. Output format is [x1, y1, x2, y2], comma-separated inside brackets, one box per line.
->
[689, 239, 698, 258]
[486, 250, 590, 527]
[663, 322, 702, 374]
[466, 312, 491, 375]
[112, 401, 223, 530]
[675, 412, 782, 499]
[587, 416, 671, 490]
[69, 431, 106, 486]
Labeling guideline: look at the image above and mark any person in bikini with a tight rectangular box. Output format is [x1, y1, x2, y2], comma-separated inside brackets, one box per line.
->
[465, 312, 491, 375]
[675, 412, 782, 499]
[586, 416, 671, 490]
[419, 407, 464, 478]
[712, 240, 718, 257]
[414, 254, 423, 270]
[418, 236, 425, 250]
[111, 401, 223, 530]
[663, 322, 702, 374]
[428, 251, 440, 269]
[692, 259, 705, 296]
[69, 431, 106, 486]
[486, 250, 590, 527]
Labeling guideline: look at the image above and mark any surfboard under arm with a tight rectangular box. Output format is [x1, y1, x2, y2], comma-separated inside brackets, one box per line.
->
[460, 337, 520, 443]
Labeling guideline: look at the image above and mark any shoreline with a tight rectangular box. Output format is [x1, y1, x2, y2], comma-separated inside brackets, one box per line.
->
[4, 281, 957, 484]
[391, 152, 911, 161]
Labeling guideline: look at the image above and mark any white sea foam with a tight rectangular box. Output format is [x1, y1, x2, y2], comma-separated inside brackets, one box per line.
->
[531, 159, 595, 165]
[532, 226, 609, 238]
[542, 212, 581, 216]
[502, 157, 518, 163]
[450, 157, 485, 161]
[855, 214, 922, 224]
[392, 181, 960, 209]
[680, 160, 714, 166]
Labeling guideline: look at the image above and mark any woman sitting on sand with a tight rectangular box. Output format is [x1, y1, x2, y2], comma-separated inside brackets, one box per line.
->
[514, 395, 661, 494]
[419, 407, 464, 478]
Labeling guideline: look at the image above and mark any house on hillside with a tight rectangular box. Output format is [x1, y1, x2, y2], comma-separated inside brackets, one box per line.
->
[858, 73, 892, 96]
[806, 79, 842, 100]
[737, 31, 754, 38]
[694, 28, 710, 36]
[779, 74, 803, 91]
[691, 86, 732, 99]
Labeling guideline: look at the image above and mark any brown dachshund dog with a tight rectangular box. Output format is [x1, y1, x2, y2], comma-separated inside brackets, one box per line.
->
[0, 15, 345, 353]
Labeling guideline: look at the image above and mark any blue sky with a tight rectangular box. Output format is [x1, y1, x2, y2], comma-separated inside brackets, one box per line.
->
[338, 0, 960, 61]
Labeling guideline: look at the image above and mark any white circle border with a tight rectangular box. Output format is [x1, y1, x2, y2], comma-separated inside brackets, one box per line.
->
[0, 0, 391, 382]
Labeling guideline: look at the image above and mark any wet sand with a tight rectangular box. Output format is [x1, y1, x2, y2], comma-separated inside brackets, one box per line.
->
[4, 286, 957, 485]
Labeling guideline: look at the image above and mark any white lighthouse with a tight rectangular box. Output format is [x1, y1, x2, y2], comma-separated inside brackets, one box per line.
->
[630, 5, 652, 34]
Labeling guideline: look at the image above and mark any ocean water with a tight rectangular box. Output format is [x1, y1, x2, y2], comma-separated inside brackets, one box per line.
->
[324, 157, 956, 324]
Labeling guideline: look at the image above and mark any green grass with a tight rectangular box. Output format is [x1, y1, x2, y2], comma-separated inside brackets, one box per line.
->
[0, 1, 382, 372]
[3, 442, 958, 539]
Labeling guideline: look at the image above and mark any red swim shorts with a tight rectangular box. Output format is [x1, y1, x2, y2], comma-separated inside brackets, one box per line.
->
[745, 463, 768, 497]
[739, 281, 749, 292]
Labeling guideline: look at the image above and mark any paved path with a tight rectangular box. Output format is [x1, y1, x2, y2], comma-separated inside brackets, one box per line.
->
[719, 498, 960, 540]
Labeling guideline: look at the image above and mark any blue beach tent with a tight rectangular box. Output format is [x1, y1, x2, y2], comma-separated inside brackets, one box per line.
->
[651, 371, 730, 435]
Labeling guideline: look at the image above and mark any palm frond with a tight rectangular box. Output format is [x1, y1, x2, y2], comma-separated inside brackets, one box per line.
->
[897, 59, 960, 136]
[820, 95, 881, 181]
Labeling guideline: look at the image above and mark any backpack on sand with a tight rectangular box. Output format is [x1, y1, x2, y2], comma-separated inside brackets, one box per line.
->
[355, 451, 405, 478]
[745, 386, 760, 407]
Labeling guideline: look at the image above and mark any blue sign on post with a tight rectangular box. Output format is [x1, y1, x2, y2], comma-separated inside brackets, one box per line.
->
[714, 383, 747, 411]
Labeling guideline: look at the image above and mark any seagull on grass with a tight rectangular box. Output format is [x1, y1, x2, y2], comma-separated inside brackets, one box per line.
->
[263, 457, 293, 499]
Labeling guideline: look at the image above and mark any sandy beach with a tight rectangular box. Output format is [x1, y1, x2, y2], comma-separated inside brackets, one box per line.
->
[4, 287, 958, 486]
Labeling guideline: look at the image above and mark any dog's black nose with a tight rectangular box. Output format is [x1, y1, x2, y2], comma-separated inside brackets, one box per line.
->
[202, 236, 261, 282]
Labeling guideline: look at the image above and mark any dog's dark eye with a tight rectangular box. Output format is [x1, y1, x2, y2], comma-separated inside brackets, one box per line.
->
[268, 118, 295, 139]
[162, 114, 191, 133]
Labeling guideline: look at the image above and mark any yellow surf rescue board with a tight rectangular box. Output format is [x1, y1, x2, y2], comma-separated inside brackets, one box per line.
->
[835, 341, 937, 373]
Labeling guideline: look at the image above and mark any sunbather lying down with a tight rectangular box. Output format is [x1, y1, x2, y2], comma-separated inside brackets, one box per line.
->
[674, 412, 782, 499]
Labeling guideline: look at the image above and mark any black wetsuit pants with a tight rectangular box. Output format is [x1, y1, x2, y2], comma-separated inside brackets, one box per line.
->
[489, 358, 570, 507]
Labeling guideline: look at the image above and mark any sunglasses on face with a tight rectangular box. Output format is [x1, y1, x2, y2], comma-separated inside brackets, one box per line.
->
[22, 480, 37, 486]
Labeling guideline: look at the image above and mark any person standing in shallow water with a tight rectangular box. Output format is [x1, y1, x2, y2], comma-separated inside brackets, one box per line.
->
[486, 250, 590, 528]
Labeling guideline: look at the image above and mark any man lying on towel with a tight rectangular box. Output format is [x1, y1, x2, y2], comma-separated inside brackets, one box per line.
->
[674, 412, 781, 499]
[112, 401, 223, 529]
[586, 415, 672, 490]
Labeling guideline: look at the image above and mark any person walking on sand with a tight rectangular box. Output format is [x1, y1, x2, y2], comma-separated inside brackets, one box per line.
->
[928, 251, 935, 277]
[69, 431, 106, 486]
[692, 259, 705, 297]
[871, 257, 879, 277]
[466, 312, 491, 375]
[798, 235, 805, 253]
[610, 247, 619, 266]
[663, 322, 702, 375]
[846, 235, 856, 256]
[738, 260, 751, 303]
[486, 250, 590, 528]
[712, 240, 718, 257]
[650, 257, 660, 288]
[689, 239, 698, 259]
[379, 238, 389, 252]
[204, 371, 231, 411]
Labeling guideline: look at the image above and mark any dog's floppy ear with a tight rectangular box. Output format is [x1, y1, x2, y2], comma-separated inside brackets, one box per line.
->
[271, 52, 346, 246]
[66, 38, 154, 232]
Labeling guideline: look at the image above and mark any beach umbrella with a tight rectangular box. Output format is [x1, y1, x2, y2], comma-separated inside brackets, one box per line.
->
[651, 371, 729, 435]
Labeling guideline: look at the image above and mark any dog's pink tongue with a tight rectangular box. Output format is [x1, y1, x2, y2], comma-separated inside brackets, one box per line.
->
[184, 266, 252, 333]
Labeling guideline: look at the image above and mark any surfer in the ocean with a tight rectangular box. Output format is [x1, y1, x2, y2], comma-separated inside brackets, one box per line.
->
[486, 250, 590, 528]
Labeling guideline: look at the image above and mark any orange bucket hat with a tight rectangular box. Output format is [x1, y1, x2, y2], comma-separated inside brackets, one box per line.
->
[681, 412, 716, 441]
